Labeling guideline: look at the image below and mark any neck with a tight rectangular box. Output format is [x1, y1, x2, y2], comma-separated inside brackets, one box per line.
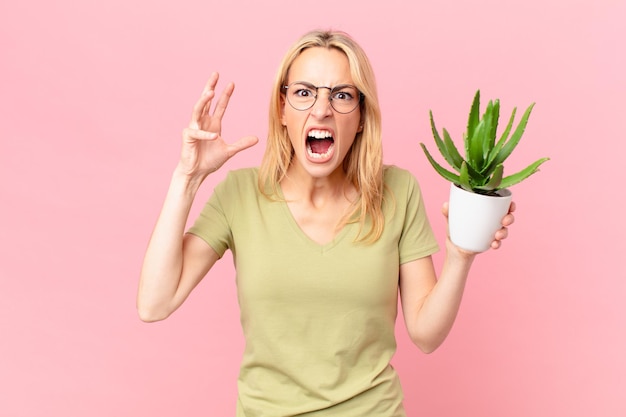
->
[282, 164, 354, 207]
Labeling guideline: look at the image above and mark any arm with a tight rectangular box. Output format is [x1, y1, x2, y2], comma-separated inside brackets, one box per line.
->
[137, 173, 220, 322]
[399, 203, 515, 353]
[137, 73, 258, 322]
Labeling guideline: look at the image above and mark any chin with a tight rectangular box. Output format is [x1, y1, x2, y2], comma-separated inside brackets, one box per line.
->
[303, 160, 346, 179]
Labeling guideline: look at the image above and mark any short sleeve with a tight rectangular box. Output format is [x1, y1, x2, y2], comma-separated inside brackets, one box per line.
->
[387, 167, 439, 264]
[187, 175, 235, 258]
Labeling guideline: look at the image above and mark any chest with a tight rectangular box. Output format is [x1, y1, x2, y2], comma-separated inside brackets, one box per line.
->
[285, 200, 352, 246]
[231, 200, 401, 316]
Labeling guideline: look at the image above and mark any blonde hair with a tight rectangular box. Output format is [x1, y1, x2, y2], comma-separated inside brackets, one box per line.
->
[258, 30, 385, 243]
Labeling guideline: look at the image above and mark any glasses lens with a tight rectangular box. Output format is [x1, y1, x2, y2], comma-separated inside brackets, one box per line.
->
[285, 82, 363, 113]
[329, 85, 360, 114]
[286, 82, 316, 111]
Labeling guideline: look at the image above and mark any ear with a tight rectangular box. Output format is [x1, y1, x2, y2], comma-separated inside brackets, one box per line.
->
[280, 95, 287, 126]
[357, 122, 364, 132]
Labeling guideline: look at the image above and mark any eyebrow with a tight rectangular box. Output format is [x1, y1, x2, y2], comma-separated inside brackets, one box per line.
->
[289, 81, 356, 89]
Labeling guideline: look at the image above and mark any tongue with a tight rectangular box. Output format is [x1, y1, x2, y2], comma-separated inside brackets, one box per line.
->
[309, 138, 333, 154]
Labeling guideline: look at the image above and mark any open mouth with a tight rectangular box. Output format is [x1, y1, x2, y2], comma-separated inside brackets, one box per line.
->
[306, 129, 335, 159]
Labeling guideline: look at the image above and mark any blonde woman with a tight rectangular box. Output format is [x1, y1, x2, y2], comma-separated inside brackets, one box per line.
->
[138, 30, 514, 416]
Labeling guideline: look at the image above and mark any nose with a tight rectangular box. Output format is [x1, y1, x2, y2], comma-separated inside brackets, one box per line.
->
[310, 89, 333, 117]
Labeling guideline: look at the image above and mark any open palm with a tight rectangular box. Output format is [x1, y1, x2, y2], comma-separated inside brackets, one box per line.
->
[179, 72, 258, 178]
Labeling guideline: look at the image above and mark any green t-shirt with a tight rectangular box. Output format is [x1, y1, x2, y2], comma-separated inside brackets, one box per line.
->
[188, 165, 439, 417]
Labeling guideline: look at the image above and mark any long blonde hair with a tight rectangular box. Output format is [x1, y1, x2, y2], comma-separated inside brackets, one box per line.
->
[258, 30, 385, 243]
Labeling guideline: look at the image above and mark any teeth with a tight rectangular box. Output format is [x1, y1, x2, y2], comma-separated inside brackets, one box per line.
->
[306, 129, 334, 159]
[307, 142, 334, 159]
[307, 130, 333, 139]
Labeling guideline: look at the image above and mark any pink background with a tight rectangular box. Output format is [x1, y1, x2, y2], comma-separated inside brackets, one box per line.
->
[2, 0, 624, 416]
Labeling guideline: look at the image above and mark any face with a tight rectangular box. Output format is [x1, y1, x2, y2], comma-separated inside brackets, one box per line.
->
[281, 47, 362, 181]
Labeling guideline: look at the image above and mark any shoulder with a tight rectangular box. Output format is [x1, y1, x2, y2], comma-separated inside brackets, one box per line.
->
[222, 167, 259, 183]
[210, 168, 261, 206]
[382, 165, 430, 217]
[383, 165, 413, 182]
[383, 165, 422, 194]
[216, 167, 259, 191]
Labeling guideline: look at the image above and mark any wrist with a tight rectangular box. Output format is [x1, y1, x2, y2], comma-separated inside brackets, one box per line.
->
[445, 237, 477, 263]
[171, 166, 207, 196]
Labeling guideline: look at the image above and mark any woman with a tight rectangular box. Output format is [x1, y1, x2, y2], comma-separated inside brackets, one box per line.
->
[138, 30, 514, 416]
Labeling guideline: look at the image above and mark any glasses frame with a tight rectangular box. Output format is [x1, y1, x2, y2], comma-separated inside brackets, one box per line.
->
[282, 81, 365, 114]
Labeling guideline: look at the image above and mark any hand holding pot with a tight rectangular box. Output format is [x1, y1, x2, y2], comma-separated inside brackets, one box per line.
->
[442, 200, 516, 252]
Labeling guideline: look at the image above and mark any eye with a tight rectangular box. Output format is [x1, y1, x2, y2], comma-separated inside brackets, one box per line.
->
[331, 88, 355, 101]
[294, 88, 314, 98]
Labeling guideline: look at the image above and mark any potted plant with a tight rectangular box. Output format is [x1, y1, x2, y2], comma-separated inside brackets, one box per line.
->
[420, 90, 549, 252]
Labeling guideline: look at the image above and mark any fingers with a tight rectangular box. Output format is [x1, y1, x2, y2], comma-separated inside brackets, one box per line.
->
[190, 88, 216, 129]
[502, 201, 516, 227]
[494, 226, 509, 241]
[190, 72, 230, 129]
[182, 127, 218, 142]
[211, 81, 235, 121]
[202, 71, 220, 95]
[490, 227, 508, 250]
[199, 72, 222, 118]
[502, 214, 515, 228]
[228, 135, 259, 155]
[492, 203, 516, 249]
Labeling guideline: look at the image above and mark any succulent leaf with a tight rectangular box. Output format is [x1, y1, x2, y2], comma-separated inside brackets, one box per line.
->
[485, 100, 500, 159]
[499, 107, 516, 143]
[466, 90, 481, 143]
[468, 119, 486, 170]
[442, 128, 482, 180]
[429, 111, 460, 171]
[499, 157, 550, 189]
[422, 90, 548, 193]
[491, 103, 535, 169]
[479, 102, 494, 169]
[476, 163, 503, 191]
[441, 128, 464, 171]
[483, 106, 517, 173]
[459, 161, 473, 191]
[420, 143, 461, 183]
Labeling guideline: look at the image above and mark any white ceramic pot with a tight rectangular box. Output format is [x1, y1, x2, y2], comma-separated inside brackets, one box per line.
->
[448, 183, 512, 253]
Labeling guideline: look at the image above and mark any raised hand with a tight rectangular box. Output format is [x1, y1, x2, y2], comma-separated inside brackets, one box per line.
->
[178, 72, 259, 179]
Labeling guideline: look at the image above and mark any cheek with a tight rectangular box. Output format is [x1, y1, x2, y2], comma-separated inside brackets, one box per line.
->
[283, 115, 302, 148]
[282, 106, 308, 134]
[340, 114, 362, 137]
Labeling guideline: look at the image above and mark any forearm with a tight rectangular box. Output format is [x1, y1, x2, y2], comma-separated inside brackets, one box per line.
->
[409, 243, 476, 352]
[137, 169, 204, 320]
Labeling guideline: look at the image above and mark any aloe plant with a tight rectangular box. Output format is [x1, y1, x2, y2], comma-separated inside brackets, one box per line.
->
[420, 90, 549, 195]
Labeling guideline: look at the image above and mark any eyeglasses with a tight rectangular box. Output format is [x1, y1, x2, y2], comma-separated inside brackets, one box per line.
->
[283, 81, 364, 114]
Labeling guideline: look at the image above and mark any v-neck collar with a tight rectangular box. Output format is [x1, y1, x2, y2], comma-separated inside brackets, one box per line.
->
[276, 185, 353, 253]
